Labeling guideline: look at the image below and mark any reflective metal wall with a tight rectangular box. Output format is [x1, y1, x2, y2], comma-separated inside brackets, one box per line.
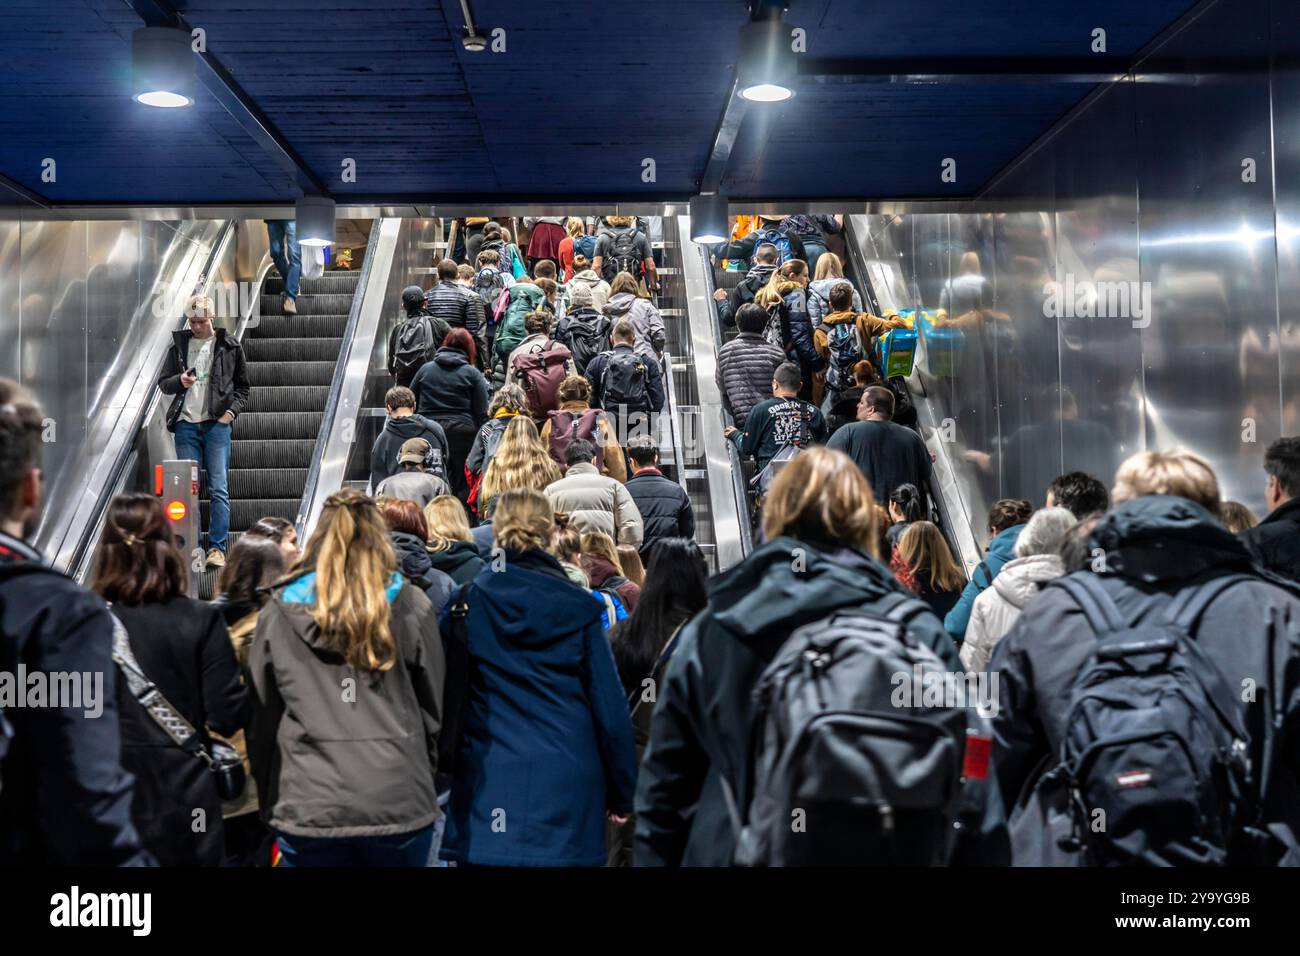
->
[0, 215, 225, 557]
[855, 0, 1295, 538]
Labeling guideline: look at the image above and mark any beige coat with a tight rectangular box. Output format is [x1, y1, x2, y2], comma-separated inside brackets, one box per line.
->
[545, 462, 644, 546]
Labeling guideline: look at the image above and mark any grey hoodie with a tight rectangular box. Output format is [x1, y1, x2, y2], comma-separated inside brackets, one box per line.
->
[602, 292, 665, 357]
[248, 571, 445, 838]
[568, 269, 611, 312]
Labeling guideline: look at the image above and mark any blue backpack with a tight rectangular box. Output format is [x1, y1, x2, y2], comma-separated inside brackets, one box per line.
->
[755, 228, 794, 265]
[573, 234, 598, 260]
[596, 580, 630, 630]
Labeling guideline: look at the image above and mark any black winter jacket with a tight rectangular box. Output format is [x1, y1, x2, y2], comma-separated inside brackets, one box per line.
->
[112, 597, 249, 866]
[782, 286, 824, 373]
[424, 282, 483, 337]
[634, 537, 962, 866]
[427, 539, 486, 585]
[369, 413, 450, 489]
[157, 329, 250, 432]
[716, 332, 786, 428]
[586, 344, 665, 414]
[1240, 496, 1300, 584]
[626, 468, 695, 559]
[0, 532, 152, 866]
[391, 532, 456, 614]
[412, 347, 490, 430]
[988, 496, 1300, 864]
[716, 263, 777, 328]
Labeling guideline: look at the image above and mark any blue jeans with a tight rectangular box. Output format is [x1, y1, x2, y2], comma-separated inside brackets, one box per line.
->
[267, 219, 301, 299]
[174, 419, 231, 553]
[276, 824, 435, 867]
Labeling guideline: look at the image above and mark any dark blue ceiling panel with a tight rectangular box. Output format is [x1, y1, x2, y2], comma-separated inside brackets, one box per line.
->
[0, 0, 1201, 204]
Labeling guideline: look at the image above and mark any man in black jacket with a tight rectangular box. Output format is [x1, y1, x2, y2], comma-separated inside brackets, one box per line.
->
[369, 386, 450, 490]
[156, 295, 250, 569]
[586, 321, 666, 420]
[625, 436, 694, 560]
[728, 362, 827, 473]
[714, 243, 779, 328]
[1240, 436, 1300, 582]
[988, 451, 1300, 865]
[424, 258, 482, 338]
[0, 378, 152, 866]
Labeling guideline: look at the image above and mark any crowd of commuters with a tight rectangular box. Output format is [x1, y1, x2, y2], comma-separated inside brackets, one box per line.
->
[8, 213, 1300, 870]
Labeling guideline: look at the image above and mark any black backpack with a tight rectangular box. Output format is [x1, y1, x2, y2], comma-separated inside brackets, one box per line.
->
[393, 315, 436, 380]
[558, 312, 609, 374]
[721, 602, 966, 866]
[602, 228, 644, 282]
[600, 349, 649, 411]
[1046, 573, 1256, 866]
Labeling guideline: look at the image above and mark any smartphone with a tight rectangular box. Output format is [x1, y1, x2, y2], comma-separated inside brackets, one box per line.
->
[184, 367, 197, 378]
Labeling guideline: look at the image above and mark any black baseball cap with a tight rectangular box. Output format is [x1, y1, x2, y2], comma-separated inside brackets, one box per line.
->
[402, 286, 426, 309]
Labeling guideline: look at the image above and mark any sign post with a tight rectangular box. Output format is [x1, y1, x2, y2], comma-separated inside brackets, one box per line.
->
[157, 459, 201, 597]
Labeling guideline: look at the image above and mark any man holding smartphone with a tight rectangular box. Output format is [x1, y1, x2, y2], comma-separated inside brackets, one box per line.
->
[156, 294, 250, 569]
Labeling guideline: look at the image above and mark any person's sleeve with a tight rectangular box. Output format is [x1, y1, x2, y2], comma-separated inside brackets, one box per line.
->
[716, 295, 734, 329]
[677, 487, 696, 539]
[465, 292, 482, 337]
[825, 422, 848, 452]
[470, 370, 490, 426]
[600, 416, 627, 482]
[852, 289, 864, 313]
[788, 299, 824, 371]
[368, 436, 386, 492]
[404, 591, 445, 779]
[586, 353, 605, 408]
[465, 426, 486, 477]
[614, 481, 645, 546]
[811, 408, 829, 444]
[962, 595, 992, 672]
[646, 304, 666, 355]
[247, 611, 285, 814]
[727, 286, 746, 327]
[387, 325, 399, 377]
[916, 431, 933, 485]
[788, 232, 807, 261]
[716, 349, 736, 425]
[580, 616, 637, 814]
[944, 571, 986, 642]
[714, 232, 756, 262]
[430, 422, 451, 473]
[738, 403, 764, 460]
[228, 342, 251, 419]
[157, 342, 184, 394]
[410, 366, 429, 414]
[989, 619, 1049, 818]
[634, 626, 710, 866]
[647, 358, 666, 413]
[27, 600, 153, 865]
[198, 608, 249, 737]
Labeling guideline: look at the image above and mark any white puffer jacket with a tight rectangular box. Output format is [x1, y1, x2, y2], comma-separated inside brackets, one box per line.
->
[960, 553, 1065, 672]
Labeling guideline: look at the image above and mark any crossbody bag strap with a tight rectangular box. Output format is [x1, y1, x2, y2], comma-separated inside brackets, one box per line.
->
[108, 610, 211, 767]
[627, 621, 686, 714]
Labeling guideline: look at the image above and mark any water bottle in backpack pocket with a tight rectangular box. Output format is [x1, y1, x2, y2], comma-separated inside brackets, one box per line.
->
[721, 602, 966, 865]
[1047, 574, 1256, 866]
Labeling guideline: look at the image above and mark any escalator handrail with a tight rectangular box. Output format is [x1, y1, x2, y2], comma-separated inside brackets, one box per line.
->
[64, 219, 239, 580]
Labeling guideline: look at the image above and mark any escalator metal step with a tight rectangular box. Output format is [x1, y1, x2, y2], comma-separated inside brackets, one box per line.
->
[261, 293, 356, 315]
[202, 498, 300, 531]
[242, 337, 344, 362]
[264, 273, 360, 296]
[246, 362, 338, 387]
[231, 412, 324, 440]
[227, 468, 309, 499]
[248, 314, 349, 338]
[230, 439, 317, 468]
[242, 385, 331, 413]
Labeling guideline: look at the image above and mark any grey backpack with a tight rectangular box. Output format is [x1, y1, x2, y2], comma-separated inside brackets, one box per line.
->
[721, 601, 966, 865]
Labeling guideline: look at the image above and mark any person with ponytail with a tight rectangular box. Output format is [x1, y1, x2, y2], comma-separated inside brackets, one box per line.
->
[247, 488, 445, 866]
[887, 483, 925, 548]
[436, 488, 636, 867]
[90, 492, 249, 866]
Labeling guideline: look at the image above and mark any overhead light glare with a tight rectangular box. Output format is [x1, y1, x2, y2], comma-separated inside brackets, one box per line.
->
[131, 27, 194, 109]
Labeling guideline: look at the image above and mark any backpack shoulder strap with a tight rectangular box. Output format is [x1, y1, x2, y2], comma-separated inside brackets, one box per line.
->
[1056, 574, 1128, 635]
[1162, 572, 1257, 633]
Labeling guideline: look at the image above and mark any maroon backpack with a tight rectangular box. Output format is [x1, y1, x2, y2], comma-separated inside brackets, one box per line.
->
[548, 407, 607, 474]
[513, 339, 573, 420]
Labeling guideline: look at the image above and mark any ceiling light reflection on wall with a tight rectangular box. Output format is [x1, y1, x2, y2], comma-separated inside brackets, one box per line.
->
[132, 27, 194, 108]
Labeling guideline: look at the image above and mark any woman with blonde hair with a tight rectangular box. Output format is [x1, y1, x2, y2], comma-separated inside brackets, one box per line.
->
[548, 512, 589, 587]
[558, 217, 585, 281]
[466, 383, 528, 513]
[616, 545, 645, 587]
[890, 520, 966, 619]
[635, 446, 961, 866]
[808, 252, 864, 329]
[423, 494, 485, 584]
[248, 488, 444, 866]
[479, 416, 561, 518]
[437, 488, 636, 866]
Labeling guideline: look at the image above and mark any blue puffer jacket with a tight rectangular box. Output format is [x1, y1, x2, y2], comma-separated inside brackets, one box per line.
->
[944, 523, 1026, 642]
[437, 548, 637, 866]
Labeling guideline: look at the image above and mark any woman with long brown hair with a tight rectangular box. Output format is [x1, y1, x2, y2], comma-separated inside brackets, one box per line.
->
[90, 492, 248, 867]
[436, 488, 636, 867]
[634, 447, 961, 866]
[248, 488, 444, 866]
[890, 520, 966, 619]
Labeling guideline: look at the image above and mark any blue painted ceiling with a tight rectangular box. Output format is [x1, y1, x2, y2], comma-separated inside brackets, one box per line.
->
[0, 0, 1199, 204]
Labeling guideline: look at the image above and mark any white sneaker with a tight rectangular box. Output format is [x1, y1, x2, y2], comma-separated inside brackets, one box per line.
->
[281, 293, 298, 315]
[205, 548, 226, 569]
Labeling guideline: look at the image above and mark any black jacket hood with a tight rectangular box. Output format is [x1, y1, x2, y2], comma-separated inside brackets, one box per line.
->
[434, 347, 469, 369]
[1090, 494, 1253, 583]
[385, 413, 442, 440]
[429, 539, 481, 575]
[709, 535, 908, 640]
